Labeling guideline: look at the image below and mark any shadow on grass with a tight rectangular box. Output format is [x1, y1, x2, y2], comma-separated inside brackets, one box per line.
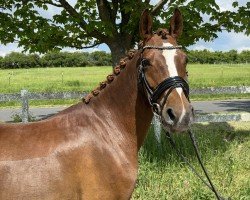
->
[140, 122, 249, 164]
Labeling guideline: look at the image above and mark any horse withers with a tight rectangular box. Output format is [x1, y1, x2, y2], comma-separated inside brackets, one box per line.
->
[0, 9, 193, 200]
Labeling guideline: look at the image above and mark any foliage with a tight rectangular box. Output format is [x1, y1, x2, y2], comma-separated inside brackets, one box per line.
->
[188, 50, 250, 64]
[0, 0, 249, 64]
[11, 113, 36, 122]
[0, 51, 112, 69]
[40, 51, 90, 67]
[0, 52, 40, 69]
[0, 50, 249, 69]
[89, 51, 112, 66]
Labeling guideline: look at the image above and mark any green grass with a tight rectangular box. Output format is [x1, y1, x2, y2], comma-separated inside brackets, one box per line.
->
[188, 63, 250, 88]
[0, 64, 249, 94]
[0, 66, 112, 93]
[0, 99, 80, 108]
[0, 64, 249, 107]
[132, 122, 250, 199]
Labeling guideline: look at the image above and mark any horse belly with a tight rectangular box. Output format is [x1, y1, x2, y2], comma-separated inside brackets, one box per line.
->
[0, 156, 80, 200]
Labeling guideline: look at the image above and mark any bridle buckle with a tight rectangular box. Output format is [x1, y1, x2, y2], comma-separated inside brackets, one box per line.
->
[152, 103, 160, 115]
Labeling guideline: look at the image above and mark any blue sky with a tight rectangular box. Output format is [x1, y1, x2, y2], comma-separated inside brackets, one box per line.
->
[0, 0, 249, 56]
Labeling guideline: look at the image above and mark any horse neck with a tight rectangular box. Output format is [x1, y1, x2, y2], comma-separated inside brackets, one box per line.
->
[90, 52, 153, 150]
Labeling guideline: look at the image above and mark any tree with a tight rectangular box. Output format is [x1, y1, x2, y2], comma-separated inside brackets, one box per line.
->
[1, 52, 40, 68]
[0, 0, 249, 65]
[89, 51, 112, 66]
[41, 51, 90, 67]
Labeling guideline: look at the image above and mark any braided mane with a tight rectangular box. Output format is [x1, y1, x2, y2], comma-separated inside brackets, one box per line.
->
[83, 29, 169, 104]
[83, 49, 137, 104]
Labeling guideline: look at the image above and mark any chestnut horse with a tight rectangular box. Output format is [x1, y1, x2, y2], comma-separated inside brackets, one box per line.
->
[0, 9, 193, 199]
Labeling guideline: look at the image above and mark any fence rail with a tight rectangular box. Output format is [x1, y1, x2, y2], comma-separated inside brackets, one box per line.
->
[0, 86, 249, 102]
[0, 91, 87, 102]
[1, 86, 249, 123]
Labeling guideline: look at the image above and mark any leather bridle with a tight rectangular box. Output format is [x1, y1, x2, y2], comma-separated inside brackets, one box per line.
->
[138, 44, 229, 200]
[138, 45, 189, 115]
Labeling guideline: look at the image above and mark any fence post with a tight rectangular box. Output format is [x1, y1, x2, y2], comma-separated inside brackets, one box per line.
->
[153, 114, 162, 144]
[21, 89, 29, 123]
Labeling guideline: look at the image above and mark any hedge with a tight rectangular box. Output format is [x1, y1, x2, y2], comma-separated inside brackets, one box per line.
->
[0, 50, 249, 69]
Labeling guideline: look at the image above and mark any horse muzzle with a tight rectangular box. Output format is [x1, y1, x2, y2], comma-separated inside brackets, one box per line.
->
[161, 103, 194, 132]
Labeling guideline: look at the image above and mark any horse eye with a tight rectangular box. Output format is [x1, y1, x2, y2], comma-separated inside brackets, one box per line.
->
[142, 59, 151, 67]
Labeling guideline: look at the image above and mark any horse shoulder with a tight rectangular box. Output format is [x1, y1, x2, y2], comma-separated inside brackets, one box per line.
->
[62, 114, 138, 199]
[70, 138, 138, 200]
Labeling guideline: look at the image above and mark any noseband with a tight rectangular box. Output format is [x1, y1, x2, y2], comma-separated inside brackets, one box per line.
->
[138, 45, 189, 114]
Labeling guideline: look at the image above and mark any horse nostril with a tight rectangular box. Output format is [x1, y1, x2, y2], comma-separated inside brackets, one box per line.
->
[167, 108, 176, 121]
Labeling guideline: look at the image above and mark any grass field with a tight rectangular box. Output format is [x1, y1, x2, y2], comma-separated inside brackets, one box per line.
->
[188, 64, 250, 89]
[0, 66, 112, 93]
[132, 121, 250, 199]
[0, 64, 249, 107]
[0, 64, 249, 94]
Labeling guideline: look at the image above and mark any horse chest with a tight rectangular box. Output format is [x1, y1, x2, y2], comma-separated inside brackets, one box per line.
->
[74, 143, 138, 199]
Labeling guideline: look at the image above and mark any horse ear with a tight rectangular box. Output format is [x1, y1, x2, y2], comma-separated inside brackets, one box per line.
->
[139, 9, 153, 39]
[169, 8, 183, 38]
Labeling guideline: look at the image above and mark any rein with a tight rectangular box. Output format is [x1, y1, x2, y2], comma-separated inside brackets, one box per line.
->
[138, 45, 229, 200]
[164, 128, 229, 200]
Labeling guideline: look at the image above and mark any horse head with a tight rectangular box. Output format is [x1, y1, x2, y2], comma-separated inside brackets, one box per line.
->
[139, 8, 194, 132]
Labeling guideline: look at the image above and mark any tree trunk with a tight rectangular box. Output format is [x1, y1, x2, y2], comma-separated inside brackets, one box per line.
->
[107, 35, 133, 66]
[108, 43, 126, 66]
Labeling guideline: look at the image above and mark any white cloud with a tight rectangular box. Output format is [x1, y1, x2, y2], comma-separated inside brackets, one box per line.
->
[62, 46, 107, 53]
[215, 0, 247, 11]
[216, 0, 236, 11]
[0, 43, 110, 57]
[0, 51, 8, 57]
[237, 47, 250, 52]
[35, 0, 77, 20]
[88, 47, 101, 52]
[189, 30, 250, 52]
[190, 45, 214, 51]
[0, 43, 23, 57]
[226, 32, 250, 46]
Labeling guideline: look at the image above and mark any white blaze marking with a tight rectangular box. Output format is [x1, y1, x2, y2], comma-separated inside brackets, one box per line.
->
[162, 42, 186, 123]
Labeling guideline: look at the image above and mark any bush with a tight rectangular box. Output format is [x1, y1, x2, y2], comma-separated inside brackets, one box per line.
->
[187, 49, 250, 64]
[41, 51, 67, 67]
[40, 51, 108, 67]
[0, 50, 249, 69]
[0, 52, 41, 69]
[89, 51, 112, 66]
[11, 113, 36, 123]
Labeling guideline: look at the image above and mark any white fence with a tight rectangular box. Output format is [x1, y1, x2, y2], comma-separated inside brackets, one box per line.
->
[1, 86, 249, 123]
